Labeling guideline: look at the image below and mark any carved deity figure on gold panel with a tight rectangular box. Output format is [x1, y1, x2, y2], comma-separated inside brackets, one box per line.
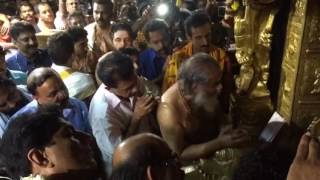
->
[234, 0, 279, 97]
[232, 0, 279, 136]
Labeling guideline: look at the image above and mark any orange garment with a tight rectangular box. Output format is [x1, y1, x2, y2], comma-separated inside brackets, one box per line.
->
[162, 42, 227, 92]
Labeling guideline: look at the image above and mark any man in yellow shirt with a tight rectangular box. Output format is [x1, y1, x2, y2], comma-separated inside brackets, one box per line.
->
[162, 11, 232, 110]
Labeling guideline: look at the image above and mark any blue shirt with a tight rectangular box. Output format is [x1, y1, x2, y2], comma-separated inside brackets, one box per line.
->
[10, 98, 92, 133]
[5, 50, 52, 73]
[139, 48, 165, 80]
[7, 69, 27, 85]
[0, 113, 9, 138]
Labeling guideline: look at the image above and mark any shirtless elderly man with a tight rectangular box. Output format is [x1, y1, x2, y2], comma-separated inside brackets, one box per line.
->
[158, 53, 250, 161]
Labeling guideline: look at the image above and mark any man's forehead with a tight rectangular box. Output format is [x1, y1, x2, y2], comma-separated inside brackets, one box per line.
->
[21, 5, 33, 10]
[191, 23, 211, 34]
[93, 3, 108, 11]
[114, 30, 130, 37]
[67, 0, 79, 3]
[116, 75, 137, 90]
[18, 31, 35, 38]
[39, 4, 50, 10]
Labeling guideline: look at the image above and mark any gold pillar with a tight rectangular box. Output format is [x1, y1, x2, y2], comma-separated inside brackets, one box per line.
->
[277, 0, 320, 129]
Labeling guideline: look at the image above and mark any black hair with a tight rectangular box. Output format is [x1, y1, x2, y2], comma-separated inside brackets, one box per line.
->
[17, 1, 34, 17]
[92, 0, 113, 9]
[143, 19, 169, 41]
[0, 112, 64, 180]
[67, 10, 85, 23]
[182, 0, 197, 11]
[34, 2, 52, 14]
[233, 145, 294, 180]
[119, 47, 139, 57]
[47, 32, 74, 66]
[96, 52, 134, 88]
[110, 22, 135, 40]
[67, 27, 88, 43]
[184, 10, 211, 37]
[9, 21, 36, 41]
[27, 67, 62, 95]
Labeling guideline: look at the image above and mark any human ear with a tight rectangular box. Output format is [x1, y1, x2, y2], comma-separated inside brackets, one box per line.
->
[27, 148, 51, 167]
[146, 166, 154, 180]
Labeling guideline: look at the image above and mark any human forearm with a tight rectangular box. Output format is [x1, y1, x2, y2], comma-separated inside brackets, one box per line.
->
[180, 138, 224, 161]
[132, 17, 148, 33]
[124, 117, 141, 138]
[58, 0, 68, 17]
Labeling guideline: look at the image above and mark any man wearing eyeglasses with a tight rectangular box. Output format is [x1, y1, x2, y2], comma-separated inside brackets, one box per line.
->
[112, 133, 184, 180]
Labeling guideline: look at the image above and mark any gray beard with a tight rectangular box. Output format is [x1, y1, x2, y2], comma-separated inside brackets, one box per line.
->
[193, 93, 219, 114]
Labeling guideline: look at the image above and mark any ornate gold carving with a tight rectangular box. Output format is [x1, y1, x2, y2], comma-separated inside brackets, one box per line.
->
[234, 2, 278, 98]
[307, 117, 320, 137]
[308, 15, 320, 44]
[296, 109, 320, 129]
[277, 0, 308, 121]
[311, 68, 320, 94]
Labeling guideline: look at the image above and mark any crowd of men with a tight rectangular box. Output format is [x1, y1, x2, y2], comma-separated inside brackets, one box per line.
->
[0, 0, 319, 180]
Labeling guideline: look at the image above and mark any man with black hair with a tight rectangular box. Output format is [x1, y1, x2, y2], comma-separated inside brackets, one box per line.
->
[85, 0, 115, 57]
[49, 31, 96, 101]
[67, 11, 87, 28]
[11, 67, 92, 134]
[119, 47, 140, 72]
[89, 52, 160, 175]
[17, 1, 40, 32]
[139, 19, 170, 85]
[0, 111, 99, 180]
[5, 22, 52, 73]
[0, 77, 31, 138]
[110, 22, 134, 50]
[162, 11, 232, 98]
[111, 133, 184, 180]
[67, 27, 97, 75]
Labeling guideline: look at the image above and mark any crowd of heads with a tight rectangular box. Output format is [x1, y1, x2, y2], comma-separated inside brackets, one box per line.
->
[0, 1, 317, 180]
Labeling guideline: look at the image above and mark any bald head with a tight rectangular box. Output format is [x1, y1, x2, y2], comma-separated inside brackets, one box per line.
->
[27, 67, 62, 95]
[112, 133, 172, 169]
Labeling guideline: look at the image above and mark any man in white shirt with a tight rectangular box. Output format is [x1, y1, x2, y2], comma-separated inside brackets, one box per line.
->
[48, 32, 96, 102]
[35, 2, 55, 32]
[89, 52, 160, 175]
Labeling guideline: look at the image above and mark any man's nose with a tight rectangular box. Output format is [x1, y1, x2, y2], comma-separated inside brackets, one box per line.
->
[96, 13, 101, 19]
[158, 42, 164, 50]
[201, 37, 208, 45]
[120, 40, 125, 47]
[131, 86, 138, 96]
[28, 38, 36, 45]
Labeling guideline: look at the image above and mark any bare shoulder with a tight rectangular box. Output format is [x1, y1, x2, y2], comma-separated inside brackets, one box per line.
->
[157, 83, 181, 126]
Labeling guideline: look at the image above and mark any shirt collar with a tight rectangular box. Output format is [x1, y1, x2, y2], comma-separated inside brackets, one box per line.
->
[51, 63, 70, 71]
[101, 84, 134, 108]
